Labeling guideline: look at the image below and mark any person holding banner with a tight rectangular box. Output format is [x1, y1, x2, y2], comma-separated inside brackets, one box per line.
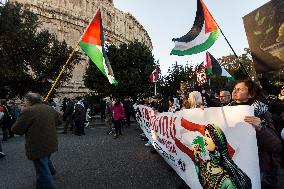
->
[229, 79, 282, 187]
[168, 97, 180, 113]
[219, 91, 231, 106]
[185, 91, 204, 109]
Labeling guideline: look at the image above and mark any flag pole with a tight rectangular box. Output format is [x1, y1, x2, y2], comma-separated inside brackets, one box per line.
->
[203, 0, 251, 79]
[217, 26, 250, 78]
[44, 44, 79, 101]
[44, 9, 101, 101]
[154, 82, 157, 95]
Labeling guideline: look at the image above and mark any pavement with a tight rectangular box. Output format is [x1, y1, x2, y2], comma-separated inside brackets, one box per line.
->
[0, 118, 185, 189]
[0, 117, 283, 189]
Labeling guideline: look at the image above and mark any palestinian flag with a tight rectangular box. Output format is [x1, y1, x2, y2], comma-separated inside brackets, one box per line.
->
[150, 64, 159, 83]
[171, 0, 220, 56]
[206, 51, 235, 81]
[196, 62, 207, 86]
[79, 9, 117, 85]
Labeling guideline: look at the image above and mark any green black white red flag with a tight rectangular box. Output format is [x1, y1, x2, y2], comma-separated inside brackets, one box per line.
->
[171, 0, 220, 56]
[79, 9, 117, 85]
[150, 65, 159, 83]
[206, 51, 235, 81]
[196, 62, 207, 85]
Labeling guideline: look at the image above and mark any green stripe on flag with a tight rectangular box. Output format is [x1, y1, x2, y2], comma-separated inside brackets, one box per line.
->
[206, 68, 213, 75]
[170, 30, 220, 56]
[79, 42, 106, 76]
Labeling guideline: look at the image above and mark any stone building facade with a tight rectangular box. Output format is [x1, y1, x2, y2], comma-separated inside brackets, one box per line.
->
[9, 0, 152, 97]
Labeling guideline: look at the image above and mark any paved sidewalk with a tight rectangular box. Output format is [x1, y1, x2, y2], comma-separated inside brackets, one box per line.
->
[0, 118, 283, 189]
[0, 122, 184, 189]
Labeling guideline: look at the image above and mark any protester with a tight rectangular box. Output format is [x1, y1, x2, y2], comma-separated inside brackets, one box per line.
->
[7, 100, 21, 127]
[113, 98, 125, 139]
[219, 90, 231, 106]
[187, 91, 203, 109]
[0, 105, 5, 158]
[73, 97, 86, 136]
[99, 98, 106, 119]
[168, 97, 180, 113]
[200, 89, 220, 107]
[0, 99, 12, 141]
[85, 107, 91, 127]
[62, 98, 75, 134]
[48, 98, 57, 109]
[0, 140, 5, 158]
[177, 81, 189, 108]
[11, 92, 62, 189]
[61, 97, 67, 113]
[228, 79, 282, 187]
[151, 94, 168, 113]
[105, 97, 113, 135]
[267, 85, 284, 134]
[122, 97, 133, 127]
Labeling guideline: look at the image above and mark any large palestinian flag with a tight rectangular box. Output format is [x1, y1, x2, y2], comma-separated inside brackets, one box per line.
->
[79, 9, 117, 85]
[206, 51, 235, 81]
[171, 0, 220, 56]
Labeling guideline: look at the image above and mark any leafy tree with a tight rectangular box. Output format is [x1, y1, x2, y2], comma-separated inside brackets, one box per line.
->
[159, 62, 194, 97]
[84, 41, 155, 98]
[218, 48, 255, 80]
[207, 48, 256, 91]
[0, 3, 80, 98]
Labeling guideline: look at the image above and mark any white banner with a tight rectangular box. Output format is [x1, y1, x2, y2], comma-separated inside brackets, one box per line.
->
[136, 105, 261, 189]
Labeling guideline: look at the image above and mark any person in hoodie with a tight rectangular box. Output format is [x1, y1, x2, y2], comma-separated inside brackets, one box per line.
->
[73, 97, 86, 136]
[113, 98, 125, 139]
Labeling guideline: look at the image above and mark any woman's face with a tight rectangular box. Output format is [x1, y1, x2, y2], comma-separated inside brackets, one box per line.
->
[180, 84, 186, 92]
[281, 87, 284, 96]
[232, 82, 251, 103]
[204, 130, 216, 152]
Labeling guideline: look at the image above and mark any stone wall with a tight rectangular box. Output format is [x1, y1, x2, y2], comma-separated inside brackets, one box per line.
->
[10, 0, 152, 98]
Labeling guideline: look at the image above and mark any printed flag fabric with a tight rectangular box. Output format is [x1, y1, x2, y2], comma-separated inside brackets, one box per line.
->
[170, 0, 220, 56]
[196, 62, 207, 85]
[79, 9, 117, 85]
[150, 65, 159, 83]
[206, 51, 235, 81]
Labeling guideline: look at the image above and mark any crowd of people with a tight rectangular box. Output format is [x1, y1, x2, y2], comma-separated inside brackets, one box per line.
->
[138, 79, 284, 188]
[0, 99, 21, 158]
[0, 78, 283, 188]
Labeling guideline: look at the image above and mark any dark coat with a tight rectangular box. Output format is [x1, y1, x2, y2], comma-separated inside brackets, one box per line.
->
[63, 101, 74, 117]
[229, 100, 282, 173]
[73, 103, 85, 121]
[11, 103, 62, 160]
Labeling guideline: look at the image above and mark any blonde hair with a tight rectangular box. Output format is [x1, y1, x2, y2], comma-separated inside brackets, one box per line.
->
[188, 91, 203, 108]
